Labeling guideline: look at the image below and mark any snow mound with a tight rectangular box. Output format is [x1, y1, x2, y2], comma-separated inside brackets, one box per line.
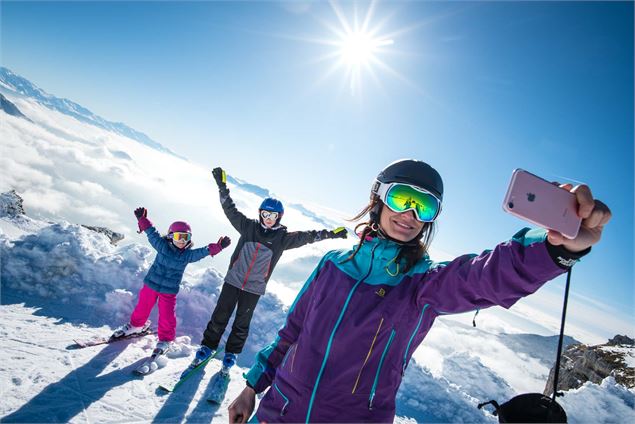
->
[1, 221, 149, 323]
[558, 377, 635, 423]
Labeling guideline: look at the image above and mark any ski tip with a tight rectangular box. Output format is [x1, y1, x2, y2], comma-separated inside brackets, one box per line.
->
[134, 366, 150, 376]
[158, 385, 174, 393]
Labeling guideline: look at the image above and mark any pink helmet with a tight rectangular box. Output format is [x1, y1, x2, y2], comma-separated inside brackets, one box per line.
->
[168, 221, 191, 234]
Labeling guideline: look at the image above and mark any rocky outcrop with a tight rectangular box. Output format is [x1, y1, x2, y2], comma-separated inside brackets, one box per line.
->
[0, 93, 29, 120]
[0, 190, 26, 217]
[544, 335, 635, 396]
[1, 190, 124, 245]
[81, 225, 125, 245]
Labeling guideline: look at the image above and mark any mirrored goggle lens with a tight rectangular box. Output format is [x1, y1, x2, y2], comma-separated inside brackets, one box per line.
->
[260, 210, 279, 220]
[172, 232, 191, 241]
[384, 184, 440, 222]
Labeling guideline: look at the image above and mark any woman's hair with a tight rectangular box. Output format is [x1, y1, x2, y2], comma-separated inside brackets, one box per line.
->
[344, 195, 436, 274]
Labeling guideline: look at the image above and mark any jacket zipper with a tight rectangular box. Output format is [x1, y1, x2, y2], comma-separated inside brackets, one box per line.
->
[402, 304, 429, 375]
[273, 383, 289, 416]
[352, 317, 384, 394]
[305, 243, 379, 423]
[368, 328, 396, 410]
[241, 243, 261, 289]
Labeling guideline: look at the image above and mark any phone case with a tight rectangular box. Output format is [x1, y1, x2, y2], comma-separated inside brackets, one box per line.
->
[502, 169, 581, 239]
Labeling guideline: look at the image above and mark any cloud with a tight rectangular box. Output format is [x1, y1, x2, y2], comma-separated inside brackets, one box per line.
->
[61, 180, 113, 198]
[0, 158, 53, 192]
[21, 188, 69, 214]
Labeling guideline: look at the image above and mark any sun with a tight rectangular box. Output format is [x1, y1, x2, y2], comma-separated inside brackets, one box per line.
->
[339, 31, 390, 67]
[317, 1, 398, 96]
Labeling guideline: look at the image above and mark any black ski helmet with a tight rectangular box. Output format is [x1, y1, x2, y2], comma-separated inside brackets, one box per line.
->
[373, 159, 444, 201]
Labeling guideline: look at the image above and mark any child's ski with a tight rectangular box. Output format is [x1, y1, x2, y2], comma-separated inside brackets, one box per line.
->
[158, 348, 223, 393]
[72, 329, 154, 348]
[134, 345, 169, 375]
[206, 370, 231, 404]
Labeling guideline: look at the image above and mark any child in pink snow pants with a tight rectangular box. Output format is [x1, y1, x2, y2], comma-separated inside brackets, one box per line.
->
[112, 207, 231, 350]
[129, 284, 177, 341]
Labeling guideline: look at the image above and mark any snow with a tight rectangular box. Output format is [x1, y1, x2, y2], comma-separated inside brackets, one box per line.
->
[1, 77, 634, 423]
[3, 210, 633, 423]
[558, 377, 635, 424]
[601, 346, 635, 368]
[0, 303, 257, 423]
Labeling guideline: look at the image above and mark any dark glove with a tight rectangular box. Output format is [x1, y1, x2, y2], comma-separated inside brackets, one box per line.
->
[134, 207, 152, 232]
[134, 207, 147, 219]
[330, 227, 348, 239]
[212, 167, 227, 188]
[219, 236, 231, 249]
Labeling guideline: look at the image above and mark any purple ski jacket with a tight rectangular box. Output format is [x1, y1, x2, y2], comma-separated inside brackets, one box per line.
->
[244, 228, 581, 423]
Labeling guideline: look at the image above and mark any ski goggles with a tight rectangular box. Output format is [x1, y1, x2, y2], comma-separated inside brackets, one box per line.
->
[170, 232, 191, 241]
[260, 210, 279, 220]
[373, 181, 442, 222]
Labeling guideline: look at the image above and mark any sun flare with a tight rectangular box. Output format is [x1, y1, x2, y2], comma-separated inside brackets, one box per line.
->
[339, 31, 392, 67]
[315, 1, 400, 96]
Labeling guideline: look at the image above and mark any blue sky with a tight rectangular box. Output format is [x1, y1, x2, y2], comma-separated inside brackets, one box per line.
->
[2, 1, 633, 320]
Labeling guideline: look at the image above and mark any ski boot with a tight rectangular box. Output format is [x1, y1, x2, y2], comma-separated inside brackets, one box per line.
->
[111, 320, 151, 339]
[180, 345, 215, 379]
[155, 340, 172, 353]
[221, 352, 237, 375]
[134, 340, 172, 375]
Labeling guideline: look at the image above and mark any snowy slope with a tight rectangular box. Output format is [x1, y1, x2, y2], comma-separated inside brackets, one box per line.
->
[2, 208, 634, 423]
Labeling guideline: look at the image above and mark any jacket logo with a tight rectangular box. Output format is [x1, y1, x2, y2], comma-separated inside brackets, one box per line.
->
[375, 288, 386, 298]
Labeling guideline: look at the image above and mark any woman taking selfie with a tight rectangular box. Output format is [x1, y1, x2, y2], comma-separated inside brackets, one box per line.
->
[228, 159, 611, 423]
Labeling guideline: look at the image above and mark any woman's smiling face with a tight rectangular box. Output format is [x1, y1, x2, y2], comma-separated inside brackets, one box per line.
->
[379, 204, 424, 242]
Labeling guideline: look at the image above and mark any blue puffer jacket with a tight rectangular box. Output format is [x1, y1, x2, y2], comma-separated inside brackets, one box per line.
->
[143, 226, 211, 294]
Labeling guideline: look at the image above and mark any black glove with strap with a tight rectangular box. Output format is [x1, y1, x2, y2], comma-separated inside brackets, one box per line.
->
[212, 167, 227, 188]
[330, 227, 348, 239]
[317, 227, 348, 241]
[212, 167, 230, 199]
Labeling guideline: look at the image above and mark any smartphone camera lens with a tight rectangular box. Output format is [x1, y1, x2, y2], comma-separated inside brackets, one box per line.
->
[508, 201, 514, 209]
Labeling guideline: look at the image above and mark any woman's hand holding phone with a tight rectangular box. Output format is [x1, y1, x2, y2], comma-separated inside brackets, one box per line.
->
[546, 183, 611, 253]
[503, 169, 611, 252]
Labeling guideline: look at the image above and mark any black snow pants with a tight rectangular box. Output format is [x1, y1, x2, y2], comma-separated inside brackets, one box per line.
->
[201, 283, 260, 354]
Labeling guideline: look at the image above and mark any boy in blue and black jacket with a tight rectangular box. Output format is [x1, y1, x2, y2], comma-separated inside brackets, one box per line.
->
[186, 167, 347, 374]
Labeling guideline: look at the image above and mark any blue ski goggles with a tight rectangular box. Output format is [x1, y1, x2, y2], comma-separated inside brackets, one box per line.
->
[373, 181, 442, 222]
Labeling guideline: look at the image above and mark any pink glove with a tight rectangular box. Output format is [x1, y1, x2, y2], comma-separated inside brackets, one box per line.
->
[208, 243, 222, 256]
[208, 236, 231, 256]
[138, 216, 152, 232]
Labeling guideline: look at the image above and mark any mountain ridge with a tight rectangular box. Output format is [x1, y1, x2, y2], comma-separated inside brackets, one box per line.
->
[0, 66, 185, 160]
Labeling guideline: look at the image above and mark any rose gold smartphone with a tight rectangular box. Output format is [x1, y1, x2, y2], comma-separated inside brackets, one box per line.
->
[502, 169, 582, 239]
